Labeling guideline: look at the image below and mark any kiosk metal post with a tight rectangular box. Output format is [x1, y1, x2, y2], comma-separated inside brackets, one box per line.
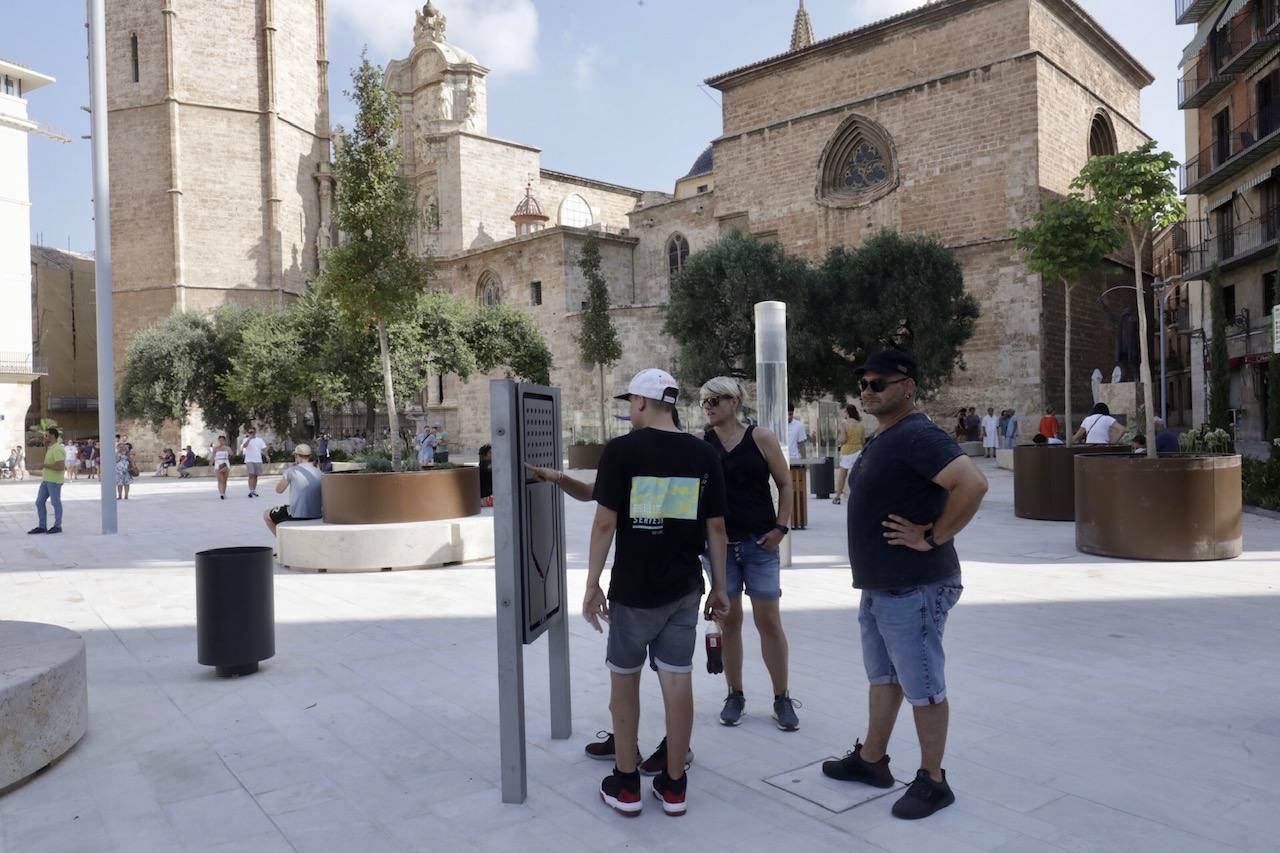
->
[491, 379, 572, 804]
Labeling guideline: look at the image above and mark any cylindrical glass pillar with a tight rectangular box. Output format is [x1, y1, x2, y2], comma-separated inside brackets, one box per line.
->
[754, 301, 791, 566]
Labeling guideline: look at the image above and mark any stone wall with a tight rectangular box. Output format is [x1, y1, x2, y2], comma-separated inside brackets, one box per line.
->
[29, 248, 99, 439]
[628, 193, 720, 306]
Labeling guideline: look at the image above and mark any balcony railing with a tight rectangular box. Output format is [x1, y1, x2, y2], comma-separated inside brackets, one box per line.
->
[1181, 102, 1280, 193]
[1212, 3, 1280, 75]
[1178, 55, 1233, 109]
[0, 352, 47, 375]
[1177, 0, 1219, 24]
[1183, 206, 1280, 279]
[48, 396, 98, 413]
[1265, 0, 1280, 32]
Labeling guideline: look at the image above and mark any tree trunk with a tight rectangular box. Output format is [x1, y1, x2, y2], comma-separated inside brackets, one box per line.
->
[1131, 229, 1157, 459]
[598, 362, 607, 444]
[364, 397, 376, 436]
[378, 319, 402, 470]
[1064, 277, 1073, 447]
[309, 399, 321, 439]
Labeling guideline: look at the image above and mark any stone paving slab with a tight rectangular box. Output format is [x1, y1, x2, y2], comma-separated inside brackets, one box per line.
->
[1, 463, 1279, 851]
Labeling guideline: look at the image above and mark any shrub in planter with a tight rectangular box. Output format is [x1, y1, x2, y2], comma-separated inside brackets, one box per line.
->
[1242, 455, 1280, 512]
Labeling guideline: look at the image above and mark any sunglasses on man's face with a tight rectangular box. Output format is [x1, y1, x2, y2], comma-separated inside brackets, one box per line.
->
[701, 394, 733, 409]
[859, 376, 909, 393]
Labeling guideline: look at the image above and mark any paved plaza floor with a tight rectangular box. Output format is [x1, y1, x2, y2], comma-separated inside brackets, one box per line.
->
[1, 463, 1278, 852]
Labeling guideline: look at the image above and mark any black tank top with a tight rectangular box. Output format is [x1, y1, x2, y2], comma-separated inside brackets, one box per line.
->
[704, 425, 777, 541]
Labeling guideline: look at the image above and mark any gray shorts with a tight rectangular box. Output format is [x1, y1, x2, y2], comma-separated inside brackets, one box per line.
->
[245, 461, 264, 475]
[606, 590, 701, 674]
[859, 574, 963, 706]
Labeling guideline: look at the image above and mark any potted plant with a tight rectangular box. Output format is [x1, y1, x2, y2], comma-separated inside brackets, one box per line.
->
[1069, 143, 1241, 560]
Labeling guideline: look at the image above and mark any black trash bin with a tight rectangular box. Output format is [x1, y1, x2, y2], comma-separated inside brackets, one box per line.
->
[809, 457, 835, 500]
[196, 546, 275, 677]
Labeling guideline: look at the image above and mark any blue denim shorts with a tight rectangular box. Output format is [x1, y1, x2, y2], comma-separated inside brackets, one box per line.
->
[704, 537, 782, 599]
[858, 574, 963, 706]
[606, 590, 701, 674]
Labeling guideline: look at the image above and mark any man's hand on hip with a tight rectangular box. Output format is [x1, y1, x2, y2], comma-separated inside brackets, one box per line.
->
[883, 514, 933, 551]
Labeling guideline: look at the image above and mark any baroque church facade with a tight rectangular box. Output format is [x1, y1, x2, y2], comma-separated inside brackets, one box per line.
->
[103, 0, 1153, 452]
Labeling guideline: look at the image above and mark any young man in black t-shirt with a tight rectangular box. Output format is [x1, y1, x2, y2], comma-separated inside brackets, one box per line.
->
[823, 350, 988, 821]
[586, 368, 729, 818]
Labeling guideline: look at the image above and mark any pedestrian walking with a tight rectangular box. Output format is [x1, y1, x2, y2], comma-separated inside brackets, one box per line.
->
[115, 440, 133, 500]
[1037, 406, 1061, 441]
[980, 407, 999, 458]
[212, 436, 232, 499]
[786, 405, 808, 459]
[822, 350, 988, 821]
[699, 376, 799, 731]
[84, 440, 98, 479]
[1073, 402, 1124, 445]
[833, 404, 866, 504]
[65, 440, 79, 481]
[29, 427, 65, 534]
[239, 427, 268, 497]
[585, 368, 729, 818]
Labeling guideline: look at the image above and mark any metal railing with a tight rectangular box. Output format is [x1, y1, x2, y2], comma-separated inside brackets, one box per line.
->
[1177, 0, 1219, 24]
[1184, 206, 1280, 276]
[0, 352, 48, 374]
[48, 396, 98, 412]
[1181, 102, 1280, 191]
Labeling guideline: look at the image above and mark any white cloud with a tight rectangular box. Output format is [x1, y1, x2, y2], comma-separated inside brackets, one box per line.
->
[327, 0, 539, 74]
[573, 44, 600, 91]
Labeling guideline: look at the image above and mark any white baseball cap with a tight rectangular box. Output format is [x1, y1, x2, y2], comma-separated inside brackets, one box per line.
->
[615, 368, 680, 404]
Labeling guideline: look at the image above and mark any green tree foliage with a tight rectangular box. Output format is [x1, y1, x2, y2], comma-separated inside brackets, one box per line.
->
[119, 306, 254, 446]
[1071, 141, 1185, 457]
[576, 233, 622, 441]
[810, 231, 979, 400]
[1208, 265, 1231, 431]
[664, 231, 810, 387]
[1013, 195, 1120, 443]
[320, 55, 430, 468]
[466, 301, 553, 385]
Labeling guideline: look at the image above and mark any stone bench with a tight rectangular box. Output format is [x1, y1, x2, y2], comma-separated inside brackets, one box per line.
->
[1, 622, 88, 791]
[276, 515, 494, 573]
[960, 441, 984, 457]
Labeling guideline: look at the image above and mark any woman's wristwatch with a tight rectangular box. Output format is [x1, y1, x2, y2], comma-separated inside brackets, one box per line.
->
[773, 523, 789, 535]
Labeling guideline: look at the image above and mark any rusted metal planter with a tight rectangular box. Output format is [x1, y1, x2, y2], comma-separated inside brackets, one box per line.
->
[1013, 444, 1130, 521]
[1074, 453, 1242, 560]
[567, 443, 605, 470]
[321, 467, 481, 524]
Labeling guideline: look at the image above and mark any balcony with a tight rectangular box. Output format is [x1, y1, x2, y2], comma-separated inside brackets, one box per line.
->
[1212, 5, 1280, 75]
[1177, 0, 1219, 24]
[1178, 56, 1233, 109]
[1183, 206, 1280, 279]
[1181, 103, 1280, 193]
[48, 396, 98, 413]
[0, 352, 47, 376]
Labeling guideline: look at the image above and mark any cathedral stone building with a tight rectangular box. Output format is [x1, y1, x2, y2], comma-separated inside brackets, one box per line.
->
[397, 0, 1154, 449]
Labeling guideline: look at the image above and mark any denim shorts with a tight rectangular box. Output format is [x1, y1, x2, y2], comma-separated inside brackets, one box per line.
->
[704, 537, 782, 600]
[606, 589, 701, 674]
[859, 574, 963, 706]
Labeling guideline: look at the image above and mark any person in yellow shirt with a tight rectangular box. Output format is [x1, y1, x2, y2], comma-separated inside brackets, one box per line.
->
[833, 404, 866, 505]
[30, 427, 66, 534]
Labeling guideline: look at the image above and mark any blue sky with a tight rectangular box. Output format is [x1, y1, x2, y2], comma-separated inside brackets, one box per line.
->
[7, 0, 1183, 253]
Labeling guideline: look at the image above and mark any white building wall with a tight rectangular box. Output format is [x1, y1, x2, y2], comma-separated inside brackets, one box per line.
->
[0, 88, 36, 453]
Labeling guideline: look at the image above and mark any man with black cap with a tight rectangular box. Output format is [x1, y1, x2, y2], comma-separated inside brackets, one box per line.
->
[585, 368, 729, 818]
[822, 350, 988, 820]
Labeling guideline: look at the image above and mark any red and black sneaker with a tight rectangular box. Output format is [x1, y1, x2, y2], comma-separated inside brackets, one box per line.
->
[651, 769, 687, 816]
[599, 767, 643, 817]
[639, 736, 694, 777]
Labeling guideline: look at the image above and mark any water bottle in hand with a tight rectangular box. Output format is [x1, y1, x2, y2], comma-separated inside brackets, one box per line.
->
[705, 622, 723, 675]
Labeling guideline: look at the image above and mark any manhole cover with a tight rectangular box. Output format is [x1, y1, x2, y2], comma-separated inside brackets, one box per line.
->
[763, 757, 904, 813]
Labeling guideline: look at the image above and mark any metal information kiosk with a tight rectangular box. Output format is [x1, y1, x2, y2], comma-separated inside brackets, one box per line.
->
[490, 379, 572, 804]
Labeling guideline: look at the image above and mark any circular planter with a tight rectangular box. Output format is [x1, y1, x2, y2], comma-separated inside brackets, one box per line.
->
[1013, 444, 1130, 521]
[321, 467, 481, 524]
[1074, 453, 1242, 560]
[567, 443, 605, 470]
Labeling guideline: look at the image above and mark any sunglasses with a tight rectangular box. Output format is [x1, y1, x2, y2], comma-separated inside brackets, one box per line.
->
[859, 376, 910, 393]
[701, 394, 734, 409]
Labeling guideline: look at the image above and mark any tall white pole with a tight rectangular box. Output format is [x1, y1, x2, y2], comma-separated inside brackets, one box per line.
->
[754, 301, 789, 567]
[88, 0, 118, 533]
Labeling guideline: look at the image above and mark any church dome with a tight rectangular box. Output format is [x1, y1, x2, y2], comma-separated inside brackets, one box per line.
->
[512, 189, 546, 219]
[683, 145, 714, 179]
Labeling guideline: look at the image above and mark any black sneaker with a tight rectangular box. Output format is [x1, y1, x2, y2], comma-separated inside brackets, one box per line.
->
[891, 769, 955, 820]
[584, 731, 641, 763]
[599, 767, 642, 817]
[639, 737, 694, 777]
[651, 769, 687, 816]
[821, 740, 895, 788]
[720, 690, 746, 726]
[27, 526, 46, 535]
[772, 692, 801, 731]
[46, 526, 62, 535]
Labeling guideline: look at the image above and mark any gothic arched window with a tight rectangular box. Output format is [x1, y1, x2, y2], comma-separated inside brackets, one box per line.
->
[1088, 111, 1117, 158]
[478, 270, 502, 306]
[667, 234, 690, 280]
[816, 113, 898, 207]
[559, 193, 594, 228]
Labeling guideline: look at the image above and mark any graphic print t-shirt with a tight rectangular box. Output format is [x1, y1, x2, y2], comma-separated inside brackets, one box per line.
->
[592, 428, 727, 608]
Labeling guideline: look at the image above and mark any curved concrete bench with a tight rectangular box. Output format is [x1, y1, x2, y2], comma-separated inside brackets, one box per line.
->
[277, 515, 494, 573]
[0, 622, 88, 791]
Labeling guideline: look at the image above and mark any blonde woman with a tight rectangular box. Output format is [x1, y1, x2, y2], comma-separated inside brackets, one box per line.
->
[833, 404, 865, 505]
[212, 435, 232, 500]
[699, 376, 800, 730]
